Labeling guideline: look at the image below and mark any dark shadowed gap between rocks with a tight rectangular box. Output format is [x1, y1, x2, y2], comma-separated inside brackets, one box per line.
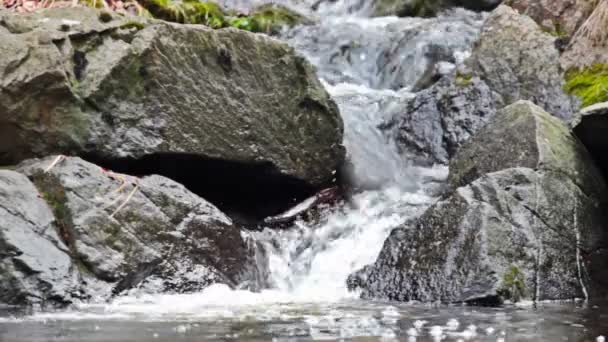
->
[82, 153, 319, 224]
[574, 115, 608, 180]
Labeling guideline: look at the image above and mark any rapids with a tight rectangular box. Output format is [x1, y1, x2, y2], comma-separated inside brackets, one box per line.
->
[2, 1, 608, 341]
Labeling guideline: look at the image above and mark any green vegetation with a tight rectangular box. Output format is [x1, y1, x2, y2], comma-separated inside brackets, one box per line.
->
[248, 4, 309, 34]
[564, 64, 608, 107]
[120, 20, 146, 30]
[405, 0, 441, 17]
[542, 21, 568, 38]
[136, 0, 225, 27]
[498, 265, 526, 302]
[454, 71, 473, 87]
[132, 0, 307, 33]
[31, 171, 75, 248]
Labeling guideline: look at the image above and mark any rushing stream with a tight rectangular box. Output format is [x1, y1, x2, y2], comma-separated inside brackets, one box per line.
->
[2, 1, 608, 341]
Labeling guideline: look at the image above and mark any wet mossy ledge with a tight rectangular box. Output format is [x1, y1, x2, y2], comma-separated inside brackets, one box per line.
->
[125, 1, 311, 34]
[2, 0, 311, 34]
[564, 64, 608, 107]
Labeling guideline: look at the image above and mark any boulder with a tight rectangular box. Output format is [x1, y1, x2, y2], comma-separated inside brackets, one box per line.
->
[0, 170, 82, 307]
[572, 102, 608, 178]
[1, 156, 267, 306]
[391, 4, 576, 164]
[560, 1, 608, 75]
[465, 5, 574, 119]
[349, 101, 608, 303]
[504, 0, 595, 37]
[0, 7, 344, 191]
[392, 76, 501, 165]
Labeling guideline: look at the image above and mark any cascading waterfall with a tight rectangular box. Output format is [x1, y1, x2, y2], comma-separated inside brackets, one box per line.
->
[254, 1, 484, 301]
[28, 0, 481, 325]
[5, 3, 608, 342]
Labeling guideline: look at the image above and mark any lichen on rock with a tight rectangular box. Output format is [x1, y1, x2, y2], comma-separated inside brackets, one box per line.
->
[349, 101, 608, 304]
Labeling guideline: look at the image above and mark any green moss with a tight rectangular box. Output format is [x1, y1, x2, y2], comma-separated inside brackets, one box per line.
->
[455, 71, 473, 87]
[120, 20, 146, 30]
[498, 265, 526, 302]
[98, 11, 113, 23]
[0, 165, 16, 170]
[542, 21, 568, 38]
[136, 0, 307, 33]
[564, 64, 608, 107]
[137, 0, 226, 27]
[408, 0, 440, 17]
[30, 171, 75, 248]
[246, 4, 308, 34]
[80, 0, 105, 9]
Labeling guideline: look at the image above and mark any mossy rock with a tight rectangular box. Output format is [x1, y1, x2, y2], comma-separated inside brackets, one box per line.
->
[135, 0, 310, 33]
[498, 265, 526, 302]
[454, 71, 472, 87]
[137, 0, 226, 27]
[246, 4, 311, 34]
[564, 64, 608, 107]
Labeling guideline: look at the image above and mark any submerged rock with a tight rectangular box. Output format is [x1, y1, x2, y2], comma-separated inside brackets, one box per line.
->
[0, 156, 267, 306]
[349, 101, 608, 304]
[0, 7, 344, 191]
[391, 4, 575, 164]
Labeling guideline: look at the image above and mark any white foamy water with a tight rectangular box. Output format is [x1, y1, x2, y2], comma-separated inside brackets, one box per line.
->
[0, 0, 493, 338]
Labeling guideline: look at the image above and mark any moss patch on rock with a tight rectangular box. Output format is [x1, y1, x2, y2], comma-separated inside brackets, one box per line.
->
[30, 171, 75, 249]
[135, 0, 308, 33]
[248, 4, 309, 33]
[498, 265, 526, 302]
[454, 71, 473, 87]
[564, 64, 608, 107]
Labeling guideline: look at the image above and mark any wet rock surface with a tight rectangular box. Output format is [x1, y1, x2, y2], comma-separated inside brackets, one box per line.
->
[349, 101, 608, 303]
[0, 170, 82, 307]
[504, 0, 595, 37]
[0, 156, 268, 306]
[0, 7, 344, 190]
[391, 76, 500, 164]
[391, 4, 576, 164]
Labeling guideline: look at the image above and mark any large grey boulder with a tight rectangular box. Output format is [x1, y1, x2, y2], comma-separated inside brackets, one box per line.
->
[391, 4, 575, 164]
[466, 5, 574, 119]
[0, 170, 82, 307]
[0, 7, 344, 190]
[349, 101, 608, 303]
[392, 76, 501, 165]
[1, 156, 267, 306]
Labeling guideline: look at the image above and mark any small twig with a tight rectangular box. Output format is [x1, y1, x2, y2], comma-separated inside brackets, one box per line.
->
[44, 155, 65, 173]
[109, 182, 139, 218]
[103, 190, 127, 210]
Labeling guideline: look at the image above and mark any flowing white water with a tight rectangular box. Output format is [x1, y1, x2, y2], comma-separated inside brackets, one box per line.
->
[79, 1, 482, 311]
[5, 4, 608, 342]
[15, 0, 480, 324]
